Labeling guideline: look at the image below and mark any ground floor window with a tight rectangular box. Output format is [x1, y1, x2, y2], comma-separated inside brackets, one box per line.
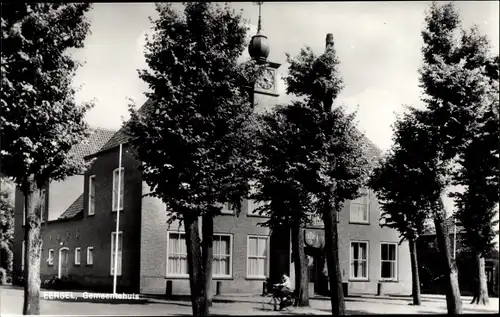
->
[350, 241, 368, 280]
[21, 241, 25, 270]
[110, 232, 122, 276]
[167, 232, 188, 277]
[48, 249, 54, 266]
[213, 234, 233, 278]
[247, 235, 268, 279]
[380, 243, 397, 281]
[87, 246, 94, 265]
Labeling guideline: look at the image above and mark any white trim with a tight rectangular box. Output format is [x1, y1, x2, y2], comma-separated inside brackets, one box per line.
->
[166, 231, 189, 278]
[349, 240, 369, 280]
[246, 234, 270, 279]
[58, 247, 69, 278]
[110, 231, 123, 276]
[47, 249, 54, 266]
[74, 247, 81, 265]
[112, 168, 124, 212]
[380, 242, 398, 281]
[88, 175, 96, 215]
[86, 246, 94, 265]
[213, 233, 233, 278]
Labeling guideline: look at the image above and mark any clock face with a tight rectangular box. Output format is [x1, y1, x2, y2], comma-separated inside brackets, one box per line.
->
[257, 68, 275, 90]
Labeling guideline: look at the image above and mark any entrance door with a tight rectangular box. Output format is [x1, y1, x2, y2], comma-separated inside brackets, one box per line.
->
[58, 248, 69, 278]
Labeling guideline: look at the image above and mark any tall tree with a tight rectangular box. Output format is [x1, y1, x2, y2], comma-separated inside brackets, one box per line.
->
[252, 102, 322, 307]
[369, 110, 433, 306]
[420, 2, 499, 310]
[0, 3, 93, 315]
[126, 3, 263, 316]
[448, 30, 499, 305]
[0, 179, 15, 281]
[284, 38, 371, 315]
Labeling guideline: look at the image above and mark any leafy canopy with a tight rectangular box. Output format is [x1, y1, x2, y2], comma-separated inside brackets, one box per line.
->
[283, 43, 371, 209]
[126, 3, 264, 220]
[1, 3, 93, 189]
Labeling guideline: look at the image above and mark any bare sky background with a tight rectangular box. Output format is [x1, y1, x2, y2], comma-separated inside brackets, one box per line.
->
[71, 2, 500, 226]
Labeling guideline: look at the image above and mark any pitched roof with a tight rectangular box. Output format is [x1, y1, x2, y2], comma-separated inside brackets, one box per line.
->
[360, 135, 382, 162]
[92, 99, 155, 155]
[57, 194, 84, 220]
[69, 127, 116, 161]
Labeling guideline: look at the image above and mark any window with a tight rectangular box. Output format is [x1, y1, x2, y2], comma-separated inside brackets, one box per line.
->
[110, 232, 122, 275]
[350, 241, 368, 280]
[112, 168, 124, 211]
[48, 249, 54, 266]
[87, 247, 94, 265]
[247, 236, 269, 278]
[350, 188, 369, 224]
[75, 247, 81, 265]
[88, 175, 96, 215]
[221, 202, 234, 215]
[23, 208, 25, 226]
[213, 235, 232, 277]
[167, 232, 188, 277]
[381, 243, 397, 281]
[21, 241, 25, 270]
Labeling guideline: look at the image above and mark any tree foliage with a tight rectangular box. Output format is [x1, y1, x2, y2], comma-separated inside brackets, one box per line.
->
[283, 40, 371, 315]
[1, 3, 93, 315]
[1, 3, 94, 189]
[127, 2, 264, 220]
[125, 3, 264, 315]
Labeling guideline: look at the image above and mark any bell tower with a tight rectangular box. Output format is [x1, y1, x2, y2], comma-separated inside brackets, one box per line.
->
[248, 2, 280, 113]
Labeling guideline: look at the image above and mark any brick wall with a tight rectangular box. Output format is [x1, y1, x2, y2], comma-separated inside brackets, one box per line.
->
[13, 145, 143, 292]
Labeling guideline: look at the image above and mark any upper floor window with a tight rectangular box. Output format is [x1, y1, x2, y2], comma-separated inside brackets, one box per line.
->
[350, 188, 369, 224]
[88, 175, 96, 215]
[112, 168, 124, 211]
[47, 249, 54, 266]
[220, 202, 234, 215]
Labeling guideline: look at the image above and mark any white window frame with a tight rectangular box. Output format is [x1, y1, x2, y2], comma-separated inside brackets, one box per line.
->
[110, 231, 123, 276]
[112, 168, 124, 212]
[220, 202, 235, 215]
[166, 231, 189, 278]
[48, 249, 54, 266]
[246, 235, 270, 279]
[88, 175, 96, 216]
[349, 188, 370, 224]
[21, 240, 25, 270]
[380, 242, 398, 281]
[87, 246, 94, 265]
[74, 247, 81, 265]
[23, 207, 25, 226]
[350, 240, 369, 280]
[213, 234, 233, 278]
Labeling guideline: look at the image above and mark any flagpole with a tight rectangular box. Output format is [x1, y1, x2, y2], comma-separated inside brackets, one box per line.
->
[113, 143, 123, 294]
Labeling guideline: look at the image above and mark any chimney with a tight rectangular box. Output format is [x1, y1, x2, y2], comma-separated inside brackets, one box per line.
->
[325, 33, 334, 49]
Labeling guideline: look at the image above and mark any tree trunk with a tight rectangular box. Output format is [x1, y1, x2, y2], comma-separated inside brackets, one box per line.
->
[291, 222, 309, 307]
[22, 181, 43, 315]
[322, 186, 346, 315]
[471, 252, 489, 305]
[433, 209, 463, 314]
[408, 238, 422, 306]
[201, 215, 214, 308]
[183, 214, 209, 316]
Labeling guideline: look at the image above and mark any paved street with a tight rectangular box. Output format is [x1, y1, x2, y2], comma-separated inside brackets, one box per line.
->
[1, 287, 498, 315]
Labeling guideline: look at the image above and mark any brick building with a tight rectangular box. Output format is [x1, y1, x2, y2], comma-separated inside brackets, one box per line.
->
[13, 30, 412, 296]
